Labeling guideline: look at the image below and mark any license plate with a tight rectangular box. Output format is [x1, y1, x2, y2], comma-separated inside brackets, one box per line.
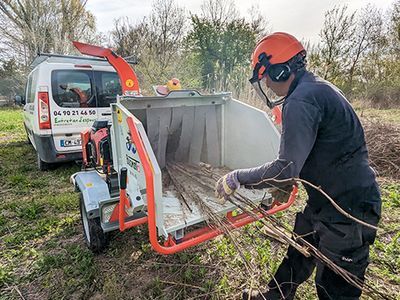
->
[60, 139, 81, 147]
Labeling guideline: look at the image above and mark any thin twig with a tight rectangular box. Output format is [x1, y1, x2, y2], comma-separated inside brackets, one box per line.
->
[132, 261, 220, 270]
[252, 177, 378, 230]
[159, 279, 205, 291]
[11, 285, 26, 300]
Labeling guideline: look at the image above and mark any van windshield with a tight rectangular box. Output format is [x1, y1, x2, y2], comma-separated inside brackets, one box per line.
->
[51, 70, 122, 108]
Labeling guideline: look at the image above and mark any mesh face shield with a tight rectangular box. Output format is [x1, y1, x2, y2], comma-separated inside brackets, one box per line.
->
[250, 77, 285, 109]
[250, 51, 306, 109]
[249, 64, 285, 109]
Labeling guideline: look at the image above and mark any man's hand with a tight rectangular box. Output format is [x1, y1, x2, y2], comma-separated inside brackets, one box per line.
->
[215, 171, 240, 204]
[269, 185, 293, 204]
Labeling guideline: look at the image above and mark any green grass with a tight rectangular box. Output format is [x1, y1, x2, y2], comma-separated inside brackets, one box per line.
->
[0, 107, 25, 143]
[369, 183, 400, 290]
[353, 101, 400, 125]
[0, 107, 399, 299]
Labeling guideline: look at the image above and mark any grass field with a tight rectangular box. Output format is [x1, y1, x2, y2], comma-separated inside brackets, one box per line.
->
[0, 107, 399, 300]
[353, 102, 400, 124]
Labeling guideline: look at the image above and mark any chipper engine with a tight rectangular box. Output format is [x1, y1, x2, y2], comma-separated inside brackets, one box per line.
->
[70, 42, 298, 254]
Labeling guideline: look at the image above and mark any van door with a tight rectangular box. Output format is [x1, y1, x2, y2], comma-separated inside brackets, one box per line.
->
[24, 70, 38, 146]
[50, 69, 97, 153]
[93, 71, 122, 121]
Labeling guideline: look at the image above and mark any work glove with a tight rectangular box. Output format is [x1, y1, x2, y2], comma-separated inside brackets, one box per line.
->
[215, 171, 240, 204]
[269, 185, 293, 204]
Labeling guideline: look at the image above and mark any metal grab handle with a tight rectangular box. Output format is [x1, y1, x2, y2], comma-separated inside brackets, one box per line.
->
[119, 167, 127, 190]
[118, 167, 133, 231]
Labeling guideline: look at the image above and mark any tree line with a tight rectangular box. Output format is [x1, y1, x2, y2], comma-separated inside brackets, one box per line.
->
[0, 0, 399, 108]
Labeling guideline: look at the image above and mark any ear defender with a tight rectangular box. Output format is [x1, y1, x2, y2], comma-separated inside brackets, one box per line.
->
[268, 64, 291, 82]
[254, 52, 293, 83]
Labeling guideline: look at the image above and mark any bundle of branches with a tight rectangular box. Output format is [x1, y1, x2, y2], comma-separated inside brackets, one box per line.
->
[362, 118, 400, 179]
[165, 162, 391, 300]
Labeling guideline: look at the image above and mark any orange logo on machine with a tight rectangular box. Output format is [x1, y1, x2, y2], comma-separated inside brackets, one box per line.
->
[125, 79, 134, 88]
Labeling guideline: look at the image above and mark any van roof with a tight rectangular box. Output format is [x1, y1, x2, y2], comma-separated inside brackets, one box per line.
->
[31, 53, 112, 69]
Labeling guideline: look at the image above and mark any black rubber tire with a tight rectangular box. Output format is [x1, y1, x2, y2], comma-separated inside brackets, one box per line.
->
[37, 152, 50, 171]
[79, 193, 109, 253]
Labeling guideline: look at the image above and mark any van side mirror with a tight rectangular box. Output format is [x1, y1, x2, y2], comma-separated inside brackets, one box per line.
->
[15, 95, 25, 106]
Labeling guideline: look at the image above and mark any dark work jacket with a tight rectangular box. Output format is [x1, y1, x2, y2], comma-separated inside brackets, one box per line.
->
[237, 71, 380, 221]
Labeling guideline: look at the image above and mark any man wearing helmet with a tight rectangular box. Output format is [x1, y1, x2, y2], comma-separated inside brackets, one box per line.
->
[215, 32, 381, 299]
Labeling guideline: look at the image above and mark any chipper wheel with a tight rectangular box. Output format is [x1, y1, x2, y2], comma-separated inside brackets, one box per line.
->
[79, 193, 109, 253]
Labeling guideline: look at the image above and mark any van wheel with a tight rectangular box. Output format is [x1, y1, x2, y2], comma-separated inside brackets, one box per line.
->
[37, 152, 50, 171]
[80, 193, 109, 253]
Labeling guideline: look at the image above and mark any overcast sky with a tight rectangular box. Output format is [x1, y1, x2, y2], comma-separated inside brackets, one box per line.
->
[87, 0, 395, 44]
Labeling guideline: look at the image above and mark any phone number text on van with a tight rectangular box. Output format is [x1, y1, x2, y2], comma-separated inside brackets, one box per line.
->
[53, 110, 96, 116]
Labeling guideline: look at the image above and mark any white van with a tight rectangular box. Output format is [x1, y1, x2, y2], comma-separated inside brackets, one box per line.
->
[21, 54, 121, 170]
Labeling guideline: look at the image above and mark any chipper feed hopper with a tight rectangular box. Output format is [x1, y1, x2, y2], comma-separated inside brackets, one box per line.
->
[71, 42, 298, 254]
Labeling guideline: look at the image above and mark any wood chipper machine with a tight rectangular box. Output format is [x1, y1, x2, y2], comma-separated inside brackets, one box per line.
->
[70, 42, 298, 254]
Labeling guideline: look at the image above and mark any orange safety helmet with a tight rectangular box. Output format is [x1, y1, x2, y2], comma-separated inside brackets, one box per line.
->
[251, 32, 305, 70]
[249, 32, 306, 109]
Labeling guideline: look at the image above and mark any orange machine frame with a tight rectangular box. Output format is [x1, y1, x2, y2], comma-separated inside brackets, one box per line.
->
[72, 41, 140, 96]
[119, 116, 298, 254]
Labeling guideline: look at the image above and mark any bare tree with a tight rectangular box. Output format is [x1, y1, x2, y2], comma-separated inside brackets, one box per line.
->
[246, 3, 270, 40]
[145, 0, 186, 79]
[110, 0, 186, 91]
[111, 17, 149, 58]
[200, 0, 238, 25]
[347, 5, 383, 90]
[0, 0, 97, 69]
[319, 5, 356, 81]
[389, 0, 400, 56]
